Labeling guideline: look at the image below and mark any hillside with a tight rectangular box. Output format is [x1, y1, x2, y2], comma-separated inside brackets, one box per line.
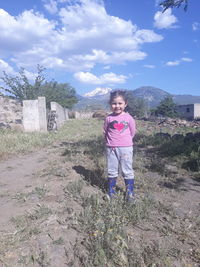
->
[173, 94, 200, 105]
[74, 86, 200, 110]
[132, 86, 170, 107]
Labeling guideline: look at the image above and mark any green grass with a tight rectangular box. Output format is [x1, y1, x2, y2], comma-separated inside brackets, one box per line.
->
[0, 119, 103, 159]
[136, 121, 200, 172]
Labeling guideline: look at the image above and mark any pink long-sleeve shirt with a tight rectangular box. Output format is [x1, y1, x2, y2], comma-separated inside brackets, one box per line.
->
[103, 112, 136, 147]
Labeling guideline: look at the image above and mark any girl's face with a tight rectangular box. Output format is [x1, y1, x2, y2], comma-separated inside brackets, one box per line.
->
[111, 96, 127, 115]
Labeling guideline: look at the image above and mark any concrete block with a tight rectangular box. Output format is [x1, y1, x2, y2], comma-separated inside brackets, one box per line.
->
[23, 99, 40, 132]
[23, 97, 47, 132]
[50, 102, 68, 128]
[38, 97, 47, 132]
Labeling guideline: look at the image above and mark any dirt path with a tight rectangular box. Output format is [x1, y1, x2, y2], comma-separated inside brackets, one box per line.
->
[0, 143, 92, 266]
[0, 150, 49, 228]
[0, 141, 200, 266]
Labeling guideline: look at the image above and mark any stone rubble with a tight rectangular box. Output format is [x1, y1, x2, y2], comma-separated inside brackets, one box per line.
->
[0, 96, 23, 130]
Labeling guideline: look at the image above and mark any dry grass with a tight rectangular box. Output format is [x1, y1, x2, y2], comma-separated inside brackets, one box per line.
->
[0, 119, 102, 160]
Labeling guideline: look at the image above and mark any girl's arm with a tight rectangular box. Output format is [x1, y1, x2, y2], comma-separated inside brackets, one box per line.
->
[103, 117, 108, 135]
[129, 117, 136, 138]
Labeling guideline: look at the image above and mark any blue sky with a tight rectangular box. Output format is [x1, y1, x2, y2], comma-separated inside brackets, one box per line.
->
[0, 0, 199, 96]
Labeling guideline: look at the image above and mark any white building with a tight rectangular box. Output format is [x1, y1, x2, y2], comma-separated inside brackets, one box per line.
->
[176, 103, 200, 119]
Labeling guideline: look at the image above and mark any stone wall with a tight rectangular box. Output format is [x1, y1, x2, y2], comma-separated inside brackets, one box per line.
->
[50, 102, 68, 128]
[70, 111, 93, 119]
[0, 96, 23, 130]
[23, 97, 47, 132]
[1, 95, 95, 132]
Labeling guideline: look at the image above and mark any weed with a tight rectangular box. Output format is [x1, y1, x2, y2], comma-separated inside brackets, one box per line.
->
[64, 179, 85, 199]
[31, 250, 50, 267]
[28, 205, 53, 221]
[31, 186, 48, 199]
[13, 187, 48, 202]
[139, 129, 200, 172]
[77, 193, 154, 266]
[13, 192, 28, 202]
[148, 155, 166, 175]
[53, 237, 64, 245]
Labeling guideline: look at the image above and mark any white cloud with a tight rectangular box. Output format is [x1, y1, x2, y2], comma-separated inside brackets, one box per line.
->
[0, 60, 43, 84]
[103, 65, 111, 70]
[0, 59, 15, 74]
[43, 0, 58, 14]
[181, 57, 193, 62]
[0, 60, 39, 90]
[143, 64, 155, 69]
[135, 29, 163, 43]
[154, 8, 178, 29]
[23, 69, 39, 81]
[0, 8, 56, 59]
[72, 49, 147, 66]
[0, 0, 163, 77]
[166, 60, 180, 66]
[74, 72, 99, 84]
[192, 22, 200, 31]
[154, 0, 160, 6]
[165, 57, 193, 66]
[74, 71, 128, 85]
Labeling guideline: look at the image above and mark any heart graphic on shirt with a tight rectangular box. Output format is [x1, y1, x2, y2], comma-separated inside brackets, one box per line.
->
[113, 122, 124, 131]
[109, 120, 128, 132]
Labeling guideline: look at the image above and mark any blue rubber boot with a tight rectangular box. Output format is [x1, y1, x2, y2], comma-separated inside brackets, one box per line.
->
[108, 178, 117, 199]
[125, 179, 134, 202]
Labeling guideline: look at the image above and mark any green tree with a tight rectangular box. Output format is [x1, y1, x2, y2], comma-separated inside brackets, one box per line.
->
[160, 0, 188, 11]
[0, 65, 77, 108]
[39, 81, 77, 109]
[153, 96, 178, 117]
[126, 91, 147, 118]
[0, 65, 45, 101]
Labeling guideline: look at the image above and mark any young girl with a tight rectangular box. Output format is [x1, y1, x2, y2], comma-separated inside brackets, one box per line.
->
[103, 90, 136, 201]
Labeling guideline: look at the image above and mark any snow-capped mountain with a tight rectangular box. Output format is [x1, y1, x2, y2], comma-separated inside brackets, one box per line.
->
[84, 87, 112, 97]
[74, 86, 200, 111]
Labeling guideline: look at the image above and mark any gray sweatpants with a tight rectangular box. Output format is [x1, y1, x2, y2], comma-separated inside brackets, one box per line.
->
[106, 146, 134, 180]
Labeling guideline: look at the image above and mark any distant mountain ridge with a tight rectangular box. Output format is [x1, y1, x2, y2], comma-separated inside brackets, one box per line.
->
[132, 86, 170, 107]
[74, 86, 200, 110]
[172, 94, 200, 105]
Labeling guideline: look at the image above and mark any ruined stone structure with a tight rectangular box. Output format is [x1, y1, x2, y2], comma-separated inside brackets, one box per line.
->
[0, 96, 23, 130]
[23, 97, 70, 132]
[68, 111, 93, 119]
[23, 97, 47, 132]
[1, 95, 94, 132]
[50, 102, 69, 128]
